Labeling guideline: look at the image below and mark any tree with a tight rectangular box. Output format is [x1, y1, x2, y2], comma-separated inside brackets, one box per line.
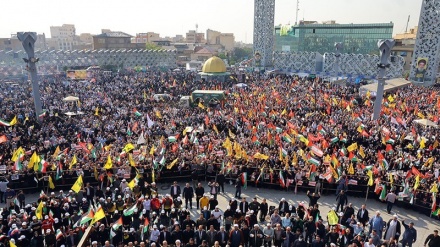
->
[145, 42, 162, 50]
[232, 47, 253, 62]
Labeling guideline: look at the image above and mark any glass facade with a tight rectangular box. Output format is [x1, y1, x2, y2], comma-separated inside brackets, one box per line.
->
[274, 23, 393, 55]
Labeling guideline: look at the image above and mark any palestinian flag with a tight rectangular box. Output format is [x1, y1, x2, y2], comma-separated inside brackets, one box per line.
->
[56, 229, 63, 240]
[308, 158, 321, 166]
[276, 127, 282, 133]
[379, 184, 387, 200]
[168, 136, 177, 143]
[279, 170, 285, 188]
[281, 148, 288, 157]
[0, 119, 10, 126]
[340, 137, 347, 143]
[282, 134, 293, 143]
[38, 111, 47, 118]
[330, 137, 339, 144]
[432, 208, 440, 216]
[133, 108, 142, 117]
[381, 160, 389, 170]
[339, 147, 347, 157]
[79, 207, 95, 225]
[143, 217, 150, 233]
[386, 138, 395, 145]
[123, 204, 138, 216]
[159, 156, 166, 166]
[241, 172, 247, 189]
[56, 163, 63, 180]
[319, 129, 327, 135]
[112, 217, 123, 230]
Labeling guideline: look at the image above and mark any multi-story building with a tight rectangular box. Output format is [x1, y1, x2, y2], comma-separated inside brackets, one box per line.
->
[186, 30, 205, 43]
[206, 29, 235, 51]
[0, 33, 47, 51]
[392, 26, 417, 71]
[274, 21, 394, 55]
[50, 24, 77, 50]
[92, 31, 145, 50]
[133, 32, 161, 44]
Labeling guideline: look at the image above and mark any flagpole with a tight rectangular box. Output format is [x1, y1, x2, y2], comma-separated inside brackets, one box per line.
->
[365, 185, 370, 202]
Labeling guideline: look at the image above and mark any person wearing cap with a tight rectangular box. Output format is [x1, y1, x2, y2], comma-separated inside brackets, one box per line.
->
[424, 229, 440, 247]
[229, 224, 244, 247]
[150, 225, 160, 244]
[278, 198, 289, 216]
[170, 181, 181, 199]
[384, 215, 401, 242]
[45, 228, 56, 247]
[350, 221, 364, 236]
[199, 195, 210, 213]
[249, 224, 263, 247]
[401, 220, 417, 247]
[162, 195, 173, 215]
[262, 223, 274, 247]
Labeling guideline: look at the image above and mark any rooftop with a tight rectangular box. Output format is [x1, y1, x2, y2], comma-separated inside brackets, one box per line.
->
[94, 32, 133, 38]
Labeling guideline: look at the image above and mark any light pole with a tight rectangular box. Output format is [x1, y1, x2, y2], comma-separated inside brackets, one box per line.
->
[17, 32, 43, 122]
[372, 39, 395, 120]
[334, 42, 343, 76]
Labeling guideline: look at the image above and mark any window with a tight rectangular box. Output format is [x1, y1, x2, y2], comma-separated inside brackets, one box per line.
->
[98, 38, 105, 44]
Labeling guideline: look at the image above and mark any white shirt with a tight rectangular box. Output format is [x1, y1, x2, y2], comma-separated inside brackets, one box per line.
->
[364, 243, 375, 247]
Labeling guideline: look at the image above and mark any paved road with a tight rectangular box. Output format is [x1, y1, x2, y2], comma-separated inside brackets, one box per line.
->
[25, 182, 439, 245]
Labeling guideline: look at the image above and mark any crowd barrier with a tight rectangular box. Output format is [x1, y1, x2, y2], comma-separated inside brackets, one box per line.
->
[5, 168, 437, 220]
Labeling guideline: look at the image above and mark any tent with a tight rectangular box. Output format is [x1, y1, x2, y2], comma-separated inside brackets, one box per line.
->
[359, 78, 411, 97]
[63, 96, 79, 102]
[413, 119, 438, 127]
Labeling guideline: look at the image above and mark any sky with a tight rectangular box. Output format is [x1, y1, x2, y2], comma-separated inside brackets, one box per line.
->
[1, 0, 423, 43]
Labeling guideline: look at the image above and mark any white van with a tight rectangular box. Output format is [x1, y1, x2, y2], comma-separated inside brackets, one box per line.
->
[179, 96, 191, 107]
[153, 94, 172, 102]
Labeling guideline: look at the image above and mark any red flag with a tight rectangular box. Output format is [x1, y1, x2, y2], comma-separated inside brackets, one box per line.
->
[205, 116, 210, 126]
[385, 144, 393, 153]
[411, 166, 425, 178]
[377, 151, 384, 161]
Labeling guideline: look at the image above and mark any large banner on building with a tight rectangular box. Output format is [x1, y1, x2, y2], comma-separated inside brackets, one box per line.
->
[413, 57, 428, 83]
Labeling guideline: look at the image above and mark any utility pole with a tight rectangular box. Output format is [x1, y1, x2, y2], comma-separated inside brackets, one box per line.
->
[334, 42, 343, 76]
[17, 32, 43, 122]
[295, 0, 300, 25]
[405, 15, 410, 33]
[372, 39, 395, 120]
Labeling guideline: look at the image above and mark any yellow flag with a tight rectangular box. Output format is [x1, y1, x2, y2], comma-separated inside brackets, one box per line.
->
[198, 102, 205, 109]
[91, 206, 105, 224]
[69, 155, 77, 169]
[347, 143, 358, 152]
[77, 100, 81, 107]
[28, 152, 40, 169]
[348, 163, 354, 175]
[11, 147, 24, 162]
[9, 116, 17, 126]
[128, 176, 139, 190]
[213, 125, 219, 135]
[413, 175, 420, 190]
[357, 125, 363, 133]
[52, 146, 60, 158]
[9, 240, 17, 247]
[167, 158, 178, 169]
[155, 111, 162, 119]
[430, 182, 438, 193]
[387, 95, 394, 103]
[48, 176, 55, 189]
[420, 138, 426, 149]
[123, 143, 135, 153]
[367, 170, 373, 186]
[149, 145, 156, 155]
[433, 140, 439, 149]
[253, 153, 269, 160]
[94, 107, 99, 116]
[327, 210, 339, 225]
[35, 201, 44, 219]
[281, 109, 287, 116]
[152, 168, 155, 182]
[128, 153, 136, 167]
[104, 155, 113, 169]
[417, 112, 425, 119]
[71, 175, 83, 193]
[389, 173, 394, 184]
[358, 146, 365, 158]
[346, 105, 351, 112]
[366, 91, 371, 98]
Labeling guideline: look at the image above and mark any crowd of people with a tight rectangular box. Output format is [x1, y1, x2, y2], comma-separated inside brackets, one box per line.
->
[0, 68, 439, 246]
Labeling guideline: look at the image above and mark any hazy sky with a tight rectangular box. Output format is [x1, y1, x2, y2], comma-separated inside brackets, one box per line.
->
[1, 0, 422, 42]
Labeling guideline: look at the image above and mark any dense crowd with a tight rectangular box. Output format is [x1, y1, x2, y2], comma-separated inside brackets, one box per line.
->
[0, 69, 440, 246]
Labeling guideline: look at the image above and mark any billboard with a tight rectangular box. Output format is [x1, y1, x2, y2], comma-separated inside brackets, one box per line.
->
[66, 70, 91, 80]
[413, 57, 428, 83]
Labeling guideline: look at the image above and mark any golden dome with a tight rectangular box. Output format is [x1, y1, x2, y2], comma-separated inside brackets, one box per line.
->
[202, 56, 226, 73]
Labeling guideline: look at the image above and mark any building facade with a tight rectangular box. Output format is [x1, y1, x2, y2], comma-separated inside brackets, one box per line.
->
[50, 24, 77, 50]
[392, 26, 417, 71]
[0, 33, 47, 51]
[253, 0, 275, 67]
[133, 32, 161, 44]
[186, 30, 205, 44]
[93, 31, 144, 50]
[274, 22, 393, 55]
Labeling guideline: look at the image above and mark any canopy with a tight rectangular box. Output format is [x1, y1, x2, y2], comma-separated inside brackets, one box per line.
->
[359, 78, 411, 97]
[234, 83, 248, 88]
[63, 96, 79, 102]
[413, 119, 438, 127]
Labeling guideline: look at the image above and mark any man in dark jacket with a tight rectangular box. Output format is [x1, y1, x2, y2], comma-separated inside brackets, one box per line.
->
[424, 229, 440, 247]
[229, 224, 243, 247]
[182, 183, 194, 209]
[356, 204, 369, 226]
[335, 190, 348, 212]
[249, 224, 264, 247]
[170, 181, 181, 199]
[195, 183, 205, 210]
[216, 171, 225, 193]
[292, 231, 307, 247]
[235, 176, 242, 199]
[216, 226, 229, 247]
[401, 220, 417, 247]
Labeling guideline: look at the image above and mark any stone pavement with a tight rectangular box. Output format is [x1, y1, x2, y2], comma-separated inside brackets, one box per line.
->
[24, 182, 440, 245]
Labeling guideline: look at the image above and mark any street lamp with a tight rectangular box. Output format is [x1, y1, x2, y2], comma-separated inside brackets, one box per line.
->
[372, 39, 395, 120]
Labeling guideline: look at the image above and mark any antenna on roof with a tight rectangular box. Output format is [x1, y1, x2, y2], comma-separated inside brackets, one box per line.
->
[405, 15, 410, 33]
[295, 0, 300, 25]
